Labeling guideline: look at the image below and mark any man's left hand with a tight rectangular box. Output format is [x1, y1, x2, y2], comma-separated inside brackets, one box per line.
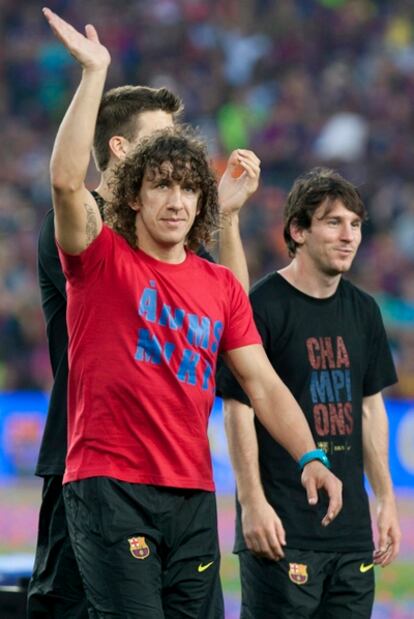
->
[373, 497, 401, 567]
[218, 149, 260, 216]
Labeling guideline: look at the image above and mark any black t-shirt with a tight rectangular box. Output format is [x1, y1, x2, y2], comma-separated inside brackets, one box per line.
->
[36, 209, 68, 475]
[218, 272, 397, 552]
[35, 200, 216, 476]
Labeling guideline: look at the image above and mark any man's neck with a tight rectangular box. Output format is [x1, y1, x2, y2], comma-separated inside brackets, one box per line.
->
[95, 172, 113, 204]
[279, 260, 342, 299]
[138, 239, 188, 264]
[136, 220, 188, 264]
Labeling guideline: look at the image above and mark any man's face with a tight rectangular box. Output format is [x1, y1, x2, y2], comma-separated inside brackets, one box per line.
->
[135, 163, 201, 254]
[297, 199, 362, 276]
[127, 110, 174, 153]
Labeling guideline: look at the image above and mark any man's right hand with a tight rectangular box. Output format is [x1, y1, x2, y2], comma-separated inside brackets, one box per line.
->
[301, 460, 343, 526]
[42, 7, 111, 71]
[241, 496, 286, 561]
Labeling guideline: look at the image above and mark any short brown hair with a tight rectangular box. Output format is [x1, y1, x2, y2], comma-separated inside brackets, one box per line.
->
[110, 125, 219, 251]
[93, 85, 183, 171]
[283, 167, 366, 256]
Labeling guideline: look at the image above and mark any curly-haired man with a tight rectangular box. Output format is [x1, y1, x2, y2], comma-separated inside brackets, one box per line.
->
[41, 8, 342, 618]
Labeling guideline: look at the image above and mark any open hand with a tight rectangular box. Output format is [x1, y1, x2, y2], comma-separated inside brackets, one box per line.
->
[218, 149, 260, 217]
[42, 7, 110, 71]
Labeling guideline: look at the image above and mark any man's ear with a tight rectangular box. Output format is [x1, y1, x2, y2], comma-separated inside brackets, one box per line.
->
[290, 219, 306, 246]
[108, 135, 129, 162]
[129, 198, 141, 212]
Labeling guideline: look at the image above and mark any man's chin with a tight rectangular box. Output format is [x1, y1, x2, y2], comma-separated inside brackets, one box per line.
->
[326, 262, 352, 276]
[157, 233, 188, 248]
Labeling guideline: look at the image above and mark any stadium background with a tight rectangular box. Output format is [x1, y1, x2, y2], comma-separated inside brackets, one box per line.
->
[0, 0, 414, 616]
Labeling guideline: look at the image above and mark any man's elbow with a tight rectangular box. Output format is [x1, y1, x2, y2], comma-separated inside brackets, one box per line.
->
[50, 177, 82, 197]
[50, 163, 83, 196]
[223, 398, 254, 432]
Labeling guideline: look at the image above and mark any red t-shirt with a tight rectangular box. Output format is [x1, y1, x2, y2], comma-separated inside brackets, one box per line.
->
[59, 226, 261, 490]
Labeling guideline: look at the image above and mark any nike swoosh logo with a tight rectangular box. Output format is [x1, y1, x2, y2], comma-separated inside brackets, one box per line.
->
[360, 563, 374, 573]
[198, 561, 214, 573]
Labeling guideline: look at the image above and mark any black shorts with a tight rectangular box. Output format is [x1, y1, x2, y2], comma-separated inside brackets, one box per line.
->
[239, 548, 375, 619]
[27, 475, 88, 619]
[63, 477, 224, 618]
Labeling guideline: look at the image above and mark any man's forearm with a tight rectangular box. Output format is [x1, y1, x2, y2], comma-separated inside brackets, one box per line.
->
[50, 68, 107, 191]
[362, 392, 401, 564]
[363, 393, 394, 500]
[225, 346, 317, 462]
[248, 376, 316, 462]
[219, 213, 249, 292]
[223, 399, 265, 504]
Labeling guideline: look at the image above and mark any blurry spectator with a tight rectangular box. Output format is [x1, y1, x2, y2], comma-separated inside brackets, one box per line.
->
[314, 112, 369, 162]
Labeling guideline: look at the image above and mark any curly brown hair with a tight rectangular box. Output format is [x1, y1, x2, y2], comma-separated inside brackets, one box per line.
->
[283, 167, 367, 257]
[109, 126, 219, 251]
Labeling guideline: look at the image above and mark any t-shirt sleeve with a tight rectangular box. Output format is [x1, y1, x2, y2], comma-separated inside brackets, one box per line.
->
[217, 292, 269, 404]
[57, 225, 112, 283]
[38, 210, 66, 299]
[363, 299, 398, 396]
[216, 361, 250, 404]
[219, 271, 261, 353]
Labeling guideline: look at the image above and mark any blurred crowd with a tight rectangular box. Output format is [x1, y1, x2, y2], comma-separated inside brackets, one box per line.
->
[1, 0, 414, 397]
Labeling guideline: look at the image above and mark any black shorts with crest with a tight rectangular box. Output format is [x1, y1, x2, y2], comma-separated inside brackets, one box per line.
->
[63, 477, 224, 618]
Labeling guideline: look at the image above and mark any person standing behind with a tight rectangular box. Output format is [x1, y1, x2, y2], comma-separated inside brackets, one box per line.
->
[39, 8, 342, 618]
[29, 32, 259, 619]
[219, 167, 401, 619]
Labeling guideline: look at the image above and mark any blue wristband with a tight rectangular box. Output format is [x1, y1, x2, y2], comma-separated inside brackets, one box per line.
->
[299, 449, 331, 470]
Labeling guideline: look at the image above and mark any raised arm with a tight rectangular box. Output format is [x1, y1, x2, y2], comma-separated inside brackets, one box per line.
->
[43, 8, 110, 254]
[362, 392, 401, 567]
[217, 150, 260, 292]
[223, 344, 343, 524]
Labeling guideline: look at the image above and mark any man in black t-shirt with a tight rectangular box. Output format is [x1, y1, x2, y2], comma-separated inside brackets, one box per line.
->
[219, 168, 401, 618]
[29, 72, 260, 619]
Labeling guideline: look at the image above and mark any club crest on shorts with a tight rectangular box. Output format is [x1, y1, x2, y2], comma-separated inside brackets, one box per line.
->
[128, 536, 150, 560]
[288, 562, 308, 585]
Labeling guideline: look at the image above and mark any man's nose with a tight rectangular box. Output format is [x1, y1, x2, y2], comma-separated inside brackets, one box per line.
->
[341, 223, 355, 241]
[168, 186, 184, 209]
